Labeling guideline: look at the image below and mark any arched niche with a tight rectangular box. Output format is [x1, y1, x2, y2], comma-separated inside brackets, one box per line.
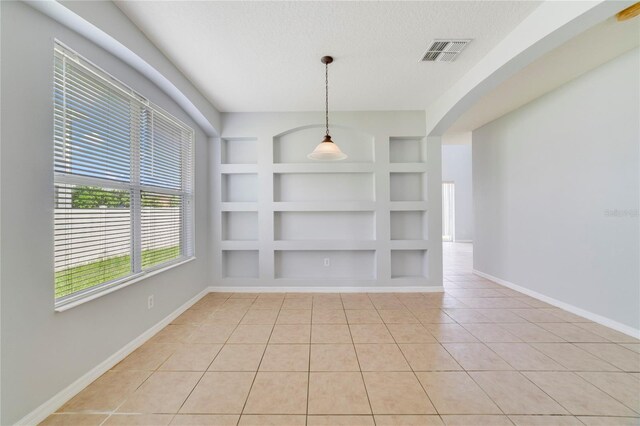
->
[273, 124, 374, 163]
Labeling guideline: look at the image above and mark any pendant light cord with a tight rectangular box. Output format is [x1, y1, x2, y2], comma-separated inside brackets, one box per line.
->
[325, 61, 330, 137]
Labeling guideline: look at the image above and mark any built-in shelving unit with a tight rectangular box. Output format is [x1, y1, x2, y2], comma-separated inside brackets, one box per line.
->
[214, 114, 440, 290]
[223, 250, 259, 279]
[274, 211, 375, 241]
[222, 137, 258, 164]
[221, 173, 258, 202]
[391, 249, 428, 279]
[222, 211, 258, 241]
[391, 210, 428, 240]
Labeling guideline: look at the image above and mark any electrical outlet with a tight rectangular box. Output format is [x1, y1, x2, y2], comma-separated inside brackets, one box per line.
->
[323, 258, 330, 267]
[148, 295, 154, 310]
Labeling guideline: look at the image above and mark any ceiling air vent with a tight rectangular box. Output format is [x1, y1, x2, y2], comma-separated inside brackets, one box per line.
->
[420, 39, 471, 62]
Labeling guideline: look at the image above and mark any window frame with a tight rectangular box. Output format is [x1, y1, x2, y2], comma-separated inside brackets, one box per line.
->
[53, 41, 195, 311]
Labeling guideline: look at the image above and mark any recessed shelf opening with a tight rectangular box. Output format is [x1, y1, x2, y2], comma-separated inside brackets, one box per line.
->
[390, 172, 427, 201]
[274, 173, 375, 202]
[391, 211, 428, 240]
[274, 126, 374, 163]
[222, 211, 258, 241]
[389, 137, 426, 163]
[222, 173, 258, 202]
[221, 138, 258, 164]
[223, 250, 259, 278]
[275, 211, 375, 241]
[391, 249, 428, 279]
[275, 250, 376, 279]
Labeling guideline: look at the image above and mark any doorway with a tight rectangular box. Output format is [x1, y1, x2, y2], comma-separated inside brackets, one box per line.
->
[442, 181, 455, 242]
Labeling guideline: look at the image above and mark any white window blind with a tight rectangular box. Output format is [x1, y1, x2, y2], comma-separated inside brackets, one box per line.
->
[53, 42, 194, 307]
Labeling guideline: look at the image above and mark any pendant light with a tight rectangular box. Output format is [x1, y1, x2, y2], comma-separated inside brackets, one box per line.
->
[307, 56, 348, 161]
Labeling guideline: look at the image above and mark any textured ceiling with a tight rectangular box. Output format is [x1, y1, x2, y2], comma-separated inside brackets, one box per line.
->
[115, 1, 540, 112]
[446, 16, 640, 135]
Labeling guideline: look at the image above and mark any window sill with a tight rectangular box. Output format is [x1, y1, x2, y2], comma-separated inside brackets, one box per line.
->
[54, 257, 196, 312]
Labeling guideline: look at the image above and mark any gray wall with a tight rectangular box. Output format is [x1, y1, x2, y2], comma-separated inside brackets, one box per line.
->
[442, 143, 473, 241]
[0, 2, 212, 423]
[473, 48, 639, 331]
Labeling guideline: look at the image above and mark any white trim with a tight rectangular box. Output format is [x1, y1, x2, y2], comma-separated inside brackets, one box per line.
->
[207, 286, 444, 293]
[454, 240, 473, 243]
[16, 288, 209, 426]
[473, 269, 640, 339]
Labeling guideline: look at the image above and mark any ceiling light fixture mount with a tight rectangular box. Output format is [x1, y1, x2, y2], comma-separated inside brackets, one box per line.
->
[307, 55, 348, 161]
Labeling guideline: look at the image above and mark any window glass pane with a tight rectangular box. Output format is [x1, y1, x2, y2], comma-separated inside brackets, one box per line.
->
[141, 191, 182, 269]
[54, 184, 132, 299]
[54, 55, 133, 182]
[141, 112, 183, 190]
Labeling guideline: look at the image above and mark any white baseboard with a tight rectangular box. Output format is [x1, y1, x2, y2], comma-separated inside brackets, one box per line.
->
[454, 240, 473, 243]
[473, 269, 640, 339]
[15, 288, 209, 426]
[208, 286, 444, 293]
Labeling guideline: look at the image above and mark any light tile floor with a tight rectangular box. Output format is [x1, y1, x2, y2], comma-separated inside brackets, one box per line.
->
[42, 243, 639, 425]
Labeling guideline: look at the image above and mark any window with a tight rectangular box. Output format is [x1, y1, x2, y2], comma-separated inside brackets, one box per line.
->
[53, 42, 194, 308]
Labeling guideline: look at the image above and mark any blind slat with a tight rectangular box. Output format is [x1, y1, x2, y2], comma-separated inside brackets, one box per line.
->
[53, 43, 194, 302]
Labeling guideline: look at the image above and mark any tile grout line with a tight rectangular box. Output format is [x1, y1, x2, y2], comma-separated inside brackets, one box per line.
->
[98, 294, 233, 423]
[373, 294, 442, 422]
[344, 293, 377, 425]
[442, 291, 576, 419]
[571, 373, 640, 417]
[175, 293, 235, 418]
[304, 295, 314, 426]
[236, 294, 281, 424]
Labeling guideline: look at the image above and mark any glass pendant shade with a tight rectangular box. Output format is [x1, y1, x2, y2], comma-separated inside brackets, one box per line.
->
[307, 135, 348, 161]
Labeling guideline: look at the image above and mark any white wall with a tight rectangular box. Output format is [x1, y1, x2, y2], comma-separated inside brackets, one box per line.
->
[0, 2, 213, 423]
[442, 142, 473, 241]
[214, 112, 443, 290]
[473, 48, 639, 332]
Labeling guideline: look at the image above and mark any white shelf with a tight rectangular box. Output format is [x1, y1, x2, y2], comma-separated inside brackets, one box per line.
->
[273, 163, 375, 174]
[390, 201, 428, 211]
[221, 241, 260, 250]
[389, 276, 431, 283]
[219, 278, 261, 285]
[221, 202, 259, 211]
[273, 201, 376, 211]
[389, 240, 430, 250]
[389, 163, 427, 173]
[220, 164, 258, 174]
[272, 278, 380, 285]
[274, 240, 377, 251]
